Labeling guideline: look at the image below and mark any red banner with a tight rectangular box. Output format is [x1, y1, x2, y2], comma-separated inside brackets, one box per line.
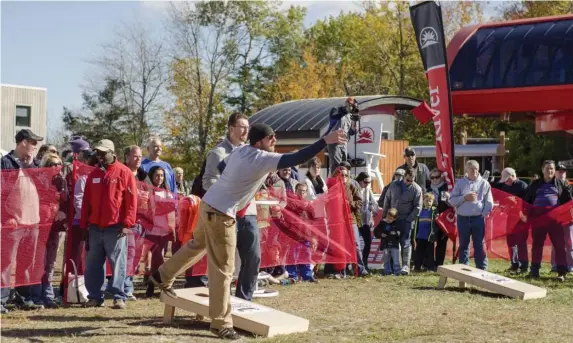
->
[435, 189, 573, 261]
[1, 163, 357, 287]
[410, 1, 456, 191]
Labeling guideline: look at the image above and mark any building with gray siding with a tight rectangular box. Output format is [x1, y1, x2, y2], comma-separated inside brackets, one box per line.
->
[1, 84, 47, 154]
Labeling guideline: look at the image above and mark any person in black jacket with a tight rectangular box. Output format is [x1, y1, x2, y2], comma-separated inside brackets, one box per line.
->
[1, 129, 44, 313]
[396, 148, 431, 191]
[523, 160, 572, 281]
[498, 167, 529, 273]
[427, 169, 451, 267]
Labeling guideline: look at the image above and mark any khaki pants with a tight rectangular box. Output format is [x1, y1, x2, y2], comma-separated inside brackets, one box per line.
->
[158, 202, 237, 329]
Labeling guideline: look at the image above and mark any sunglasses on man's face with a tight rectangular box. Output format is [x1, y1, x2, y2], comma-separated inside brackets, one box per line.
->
[47, 162, 62, 167]
[431, 175, 441, 180]
[404, 178, 413, 183]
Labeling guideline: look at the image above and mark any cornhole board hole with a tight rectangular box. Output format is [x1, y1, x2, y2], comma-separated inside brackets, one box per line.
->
[437, 264, 547, 300]
[161, 287, 309, 337]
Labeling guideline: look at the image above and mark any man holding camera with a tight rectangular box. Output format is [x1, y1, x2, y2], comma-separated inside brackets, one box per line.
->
[326, 98, 358, 174]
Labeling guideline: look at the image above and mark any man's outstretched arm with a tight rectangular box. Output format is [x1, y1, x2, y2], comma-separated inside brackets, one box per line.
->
[277, 129, 347, 169]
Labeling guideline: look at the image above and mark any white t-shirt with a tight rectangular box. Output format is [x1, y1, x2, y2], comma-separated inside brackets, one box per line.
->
[202, 145, 282, 217]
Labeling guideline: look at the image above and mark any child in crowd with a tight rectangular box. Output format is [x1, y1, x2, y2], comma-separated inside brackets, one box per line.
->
[374, 208, 401, 276]
[413, 193, 438, 272]
[284, 183, 317, 282]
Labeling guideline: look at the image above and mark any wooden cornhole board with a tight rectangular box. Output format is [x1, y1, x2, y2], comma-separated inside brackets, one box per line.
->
[437, 264, 547, 300]
[161, 287, 309, 337]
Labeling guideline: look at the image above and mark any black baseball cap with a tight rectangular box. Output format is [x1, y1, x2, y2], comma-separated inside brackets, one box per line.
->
[557, 164, 567, 171]
[248, 123, 275, 145]
[404, 147, 416, 157]
[15, 129, 44, 144]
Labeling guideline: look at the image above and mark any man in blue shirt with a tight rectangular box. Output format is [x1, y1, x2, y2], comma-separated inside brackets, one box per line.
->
[141, 137, 176, 194]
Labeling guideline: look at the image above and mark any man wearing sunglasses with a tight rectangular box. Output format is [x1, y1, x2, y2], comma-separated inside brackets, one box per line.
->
[151, 123, 347, 340]
[382, 168, 423, 275]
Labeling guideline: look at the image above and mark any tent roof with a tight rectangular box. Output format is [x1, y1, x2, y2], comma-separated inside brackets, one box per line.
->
[249, 96, 420, 133]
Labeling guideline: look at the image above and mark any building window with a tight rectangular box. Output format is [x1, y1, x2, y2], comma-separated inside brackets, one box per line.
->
[15, 106, 31, 127]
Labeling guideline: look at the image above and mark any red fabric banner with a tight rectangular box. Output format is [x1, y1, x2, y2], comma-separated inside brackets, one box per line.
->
[435, 189, 573, 260]
[1, 163, 357, 287]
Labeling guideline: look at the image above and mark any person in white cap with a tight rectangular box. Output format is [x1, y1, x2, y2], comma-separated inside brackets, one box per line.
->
[497, 167, 529, 273]
[80, 139, 137, 309]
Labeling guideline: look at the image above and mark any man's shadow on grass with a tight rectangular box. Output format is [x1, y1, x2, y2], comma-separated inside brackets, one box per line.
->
[412, 286, 510, 299]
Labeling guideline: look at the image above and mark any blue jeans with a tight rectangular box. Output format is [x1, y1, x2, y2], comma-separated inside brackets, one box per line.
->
[353, 224, 368, 275]
[235, 215, 260, 301]
[457, 215, 487, 270]
[286, 241, 314, 280]
[124, 276, 134, 295]
[1, 227, 40, 305]
[85, 225, 127, 301]
[396, 219, 414, 270]
[38, 231, 65, 303]
[384, 248, 401, 275]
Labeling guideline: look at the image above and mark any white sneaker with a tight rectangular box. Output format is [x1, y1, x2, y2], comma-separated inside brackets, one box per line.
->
[126, 294, 137, 301]
[400, 266, 410, 275]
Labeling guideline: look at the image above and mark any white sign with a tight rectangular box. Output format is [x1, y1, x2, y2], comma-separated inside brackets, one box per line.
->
[477, 271, 514, 284]
[195, 293, 271, 314]
[347, 112, 395, 160]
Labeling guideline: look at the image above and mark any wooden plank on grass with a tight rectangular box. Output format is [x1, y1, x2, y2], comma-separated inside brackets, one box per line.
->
[160, 287, 309, 337]
[437, 264, 546, 300]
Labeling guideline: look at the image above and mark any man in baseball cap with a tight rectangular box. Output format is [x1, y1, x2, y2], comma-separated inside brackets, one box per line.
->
[81, 138, 136, 310]
[1, 129, 44, 170]
[0, 128, 45, 313]
[397, 147, 431, 190]
[150, 124, 347, 339]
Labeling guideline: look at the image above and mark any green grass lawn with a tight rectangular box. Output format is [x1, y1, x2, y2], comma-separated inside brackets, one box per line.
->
[1, 259, 572, 343]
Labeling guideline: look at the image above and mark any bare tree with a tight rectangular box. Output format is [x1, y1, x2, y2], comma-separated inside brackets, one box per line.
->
[89, 20, 168, 146]
[166, 1, 242, 156]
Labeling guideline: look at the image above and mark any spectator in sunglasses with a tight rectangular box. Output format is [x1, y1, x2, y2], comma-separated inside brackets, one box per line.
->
[428, 169, 451, 267]
[356, 172, 378, 270]
[36, 144, 58, 163]
[36, 153, 67, 309]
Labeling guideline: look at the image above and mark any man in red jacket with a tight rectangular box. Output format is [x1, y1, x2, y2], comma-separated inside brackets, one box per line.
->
[80, 139, 137, 309]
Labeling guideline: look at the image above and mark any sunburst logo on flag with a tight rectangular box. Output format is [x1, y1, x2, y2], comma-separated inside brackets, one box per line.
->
[420, 27, 439, 49]
[357, 127, 375, 144]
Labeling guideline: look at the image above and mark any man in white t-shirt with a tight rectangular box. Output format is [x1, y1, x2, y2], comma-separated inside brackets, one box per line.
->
[151, 123, 346, 340]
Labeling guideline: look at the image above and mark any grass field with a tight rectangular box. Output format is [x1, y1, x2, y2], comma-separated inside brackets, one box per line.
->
[1, 260, 572, 343]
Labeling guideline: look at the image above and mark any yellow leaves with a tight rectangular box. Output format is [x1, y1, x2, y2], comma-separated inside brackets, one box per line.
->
[441, 1, 485, 43]
[268, 46, 343, 103]
[502, 1, 573, 20]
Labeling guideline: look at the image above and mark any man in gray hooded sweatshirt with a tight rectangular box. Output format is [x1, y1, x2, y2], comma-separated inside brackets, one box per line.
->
[382, 168, 422, 275]
[448, 160, 494, 270]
